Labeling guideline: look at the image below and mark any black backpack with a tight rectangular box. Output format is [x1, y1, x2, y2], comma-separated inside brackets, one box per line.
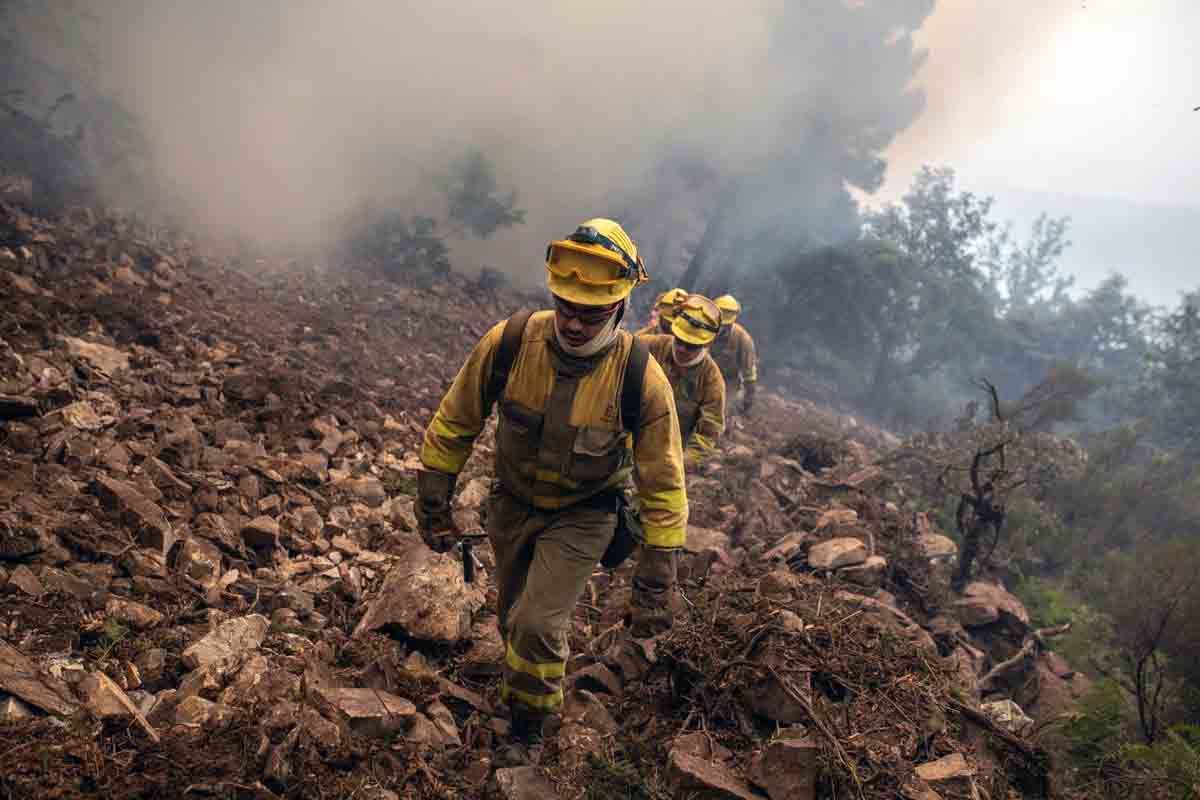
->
[485, 310, 650, 441]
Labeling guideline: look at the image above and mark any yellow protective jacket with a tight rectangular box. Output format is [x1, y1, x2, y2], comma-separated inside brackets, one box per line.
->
[640, 334, 725, 466]
[710, 322, 758, 388]
[421, 311, 688, 549]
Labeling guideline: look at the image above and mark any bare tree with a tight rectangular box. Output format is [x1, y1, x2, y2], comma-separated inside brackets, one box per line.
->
[940, 379, 1027, 591]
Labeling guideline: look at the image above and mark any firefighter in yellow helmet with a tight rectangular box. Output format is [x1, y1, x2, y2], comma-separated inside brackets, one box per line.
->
[711, 294, 758, 415]
[637, 295, 726, 468]
[416, 219, 687, 748]
[634, 287, 687, 337]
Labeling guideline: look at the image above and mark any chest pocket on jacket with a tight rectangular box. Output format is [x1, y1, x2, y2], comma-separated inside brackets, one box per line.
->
[497, 399, 544, 470]
[568, 425, 626, 483]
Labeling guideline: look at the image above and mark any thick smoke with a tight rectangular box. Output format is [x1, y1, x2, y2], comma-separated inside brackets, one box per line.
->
[88, 1, 933, 280]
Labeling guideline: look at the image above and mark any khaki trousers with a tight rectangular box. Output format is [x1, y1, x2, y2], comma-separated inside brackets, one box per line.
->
[487, 487, 676, 714]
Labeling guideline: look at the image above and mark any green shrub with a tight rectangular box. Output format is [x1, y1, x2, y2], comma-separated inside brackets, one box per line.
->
[1063, 679, 1127, 768]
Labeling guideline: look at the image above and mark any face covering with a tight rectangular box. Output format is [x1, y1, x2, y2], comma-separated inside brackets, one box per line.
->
[554, 299, 626, 358]
[672, 341, 708, 367]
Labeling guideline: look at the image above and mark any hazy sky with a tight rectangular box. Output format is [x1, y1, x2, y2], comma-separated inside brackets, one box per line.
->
[86, 1, 1194, 300]
[883, 0, 1199, 207]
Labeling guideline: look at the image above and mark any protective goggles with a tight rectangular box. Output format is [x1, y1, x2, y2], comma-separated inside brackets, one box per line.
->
[677, 310, 720, 335]
[546, 226, 648, 286]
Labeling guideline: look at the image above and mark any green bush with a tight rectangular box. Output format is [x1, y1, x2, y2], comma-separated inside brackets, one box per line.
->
[1063, 679, 1127, 768]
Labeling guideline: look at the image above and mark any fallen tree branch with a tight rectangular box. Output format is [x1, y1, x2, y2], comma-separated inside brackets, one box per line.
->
[979, 623, 1071, 695]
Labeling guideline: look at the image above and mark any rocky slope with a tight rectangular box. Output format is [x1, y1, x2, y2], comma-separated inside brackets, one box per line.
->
[0, 199, 1080, 799]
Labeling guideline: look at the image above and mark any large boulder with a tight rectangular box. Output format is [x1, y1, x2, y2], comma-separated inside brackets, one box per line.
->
[353, 544, 485, 643]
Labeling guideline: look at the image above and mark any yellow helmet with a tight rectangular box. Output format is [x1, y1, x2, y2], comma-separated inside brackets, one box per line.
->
[655, 287, 688, 320]
[715, 294, 741, 325]
[672, 294, 722, 346]
[545, 218, 648, 306]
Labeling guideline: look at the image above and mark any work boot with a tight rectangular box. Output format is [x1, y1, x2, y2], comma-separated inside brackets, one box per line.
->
[510, 707, 558, 744]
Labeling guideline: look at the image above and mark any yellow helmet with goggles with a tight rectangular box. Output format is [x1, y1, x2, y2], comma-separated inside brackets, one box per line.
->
[655, 287, 688, 320]
[672, 294, 722, 347]
[715, 294, 741, 325]
[546, 218, 648, 305]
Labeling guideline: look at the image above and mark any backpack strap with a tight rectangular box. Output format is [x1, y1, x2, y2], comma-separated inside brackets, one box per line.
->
[486, 309, 534, 411]
[621, 336, 650, 442]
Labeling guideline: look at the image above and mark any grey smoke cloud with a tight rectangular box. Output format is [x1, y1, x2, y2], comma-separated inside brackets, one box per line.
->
[93, 1, 933, 280]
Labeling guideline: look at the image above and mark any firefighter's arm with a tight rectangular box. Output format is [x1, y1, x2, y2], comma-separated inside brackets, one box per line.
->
[417, 322, 504, 546]
[739, 326, 758, 384]
[419, 321, 504, 476]
[685, 361, 726, 467]
[631, 357, 688, 548]
[629, 358, 688, 637]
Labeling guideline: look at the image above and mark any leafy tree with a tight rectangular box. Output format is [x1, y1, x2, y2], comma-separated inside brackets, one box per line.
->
[439, 150, 525, 239]
[1145, 292, 1200, 451]
[982, 212, 1074, 316]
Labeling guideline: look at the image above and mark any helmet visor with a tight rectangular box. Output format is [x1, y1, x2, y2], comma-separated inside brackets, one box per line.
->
[546, 240, 630, 286]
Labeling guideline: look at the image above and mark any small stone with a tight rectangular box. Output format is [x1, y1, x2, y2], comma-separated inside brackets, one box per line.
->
[815, 508, 858, 530]
[0, 694, 35, 721]
[762, 531, 809, 562]
[175, 695, 215, 726]
[668, 749, 758, 800]
[142, 456, 192, 498]
[106, 597, 165, 630]
[494, 766, 561, 800]
[918, 532, 958, 560]
[330, 534, 361, 555]
[272, 608, 300, 629]
[980, 699, 1035, 735]
[7, 565, 44, 596]
[807, 537, 868, 570]
[914, 752, 975, 784]
[135, 649, 168, 688]
[177, 537, 223, 585]
[563, 689, 617, 734]
[78, 671, 136, 719]
[178, 663, 225, 700]
[759, 735, 818, 800]
[92, 476, 176, 556]
[241, 516, 280, 549]
[839, 555, 887, 587]
[61, 337, 129, 374]
[568, 662, 623, 697]
[775, 610, 805, 633]
[315, 687, 416, 738]
[181, 614, 270, 671]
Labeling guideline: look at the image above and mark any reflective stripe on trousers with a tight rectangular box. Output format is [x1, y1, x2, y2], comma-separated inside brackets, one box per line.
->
[487, 487, 616, 713]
